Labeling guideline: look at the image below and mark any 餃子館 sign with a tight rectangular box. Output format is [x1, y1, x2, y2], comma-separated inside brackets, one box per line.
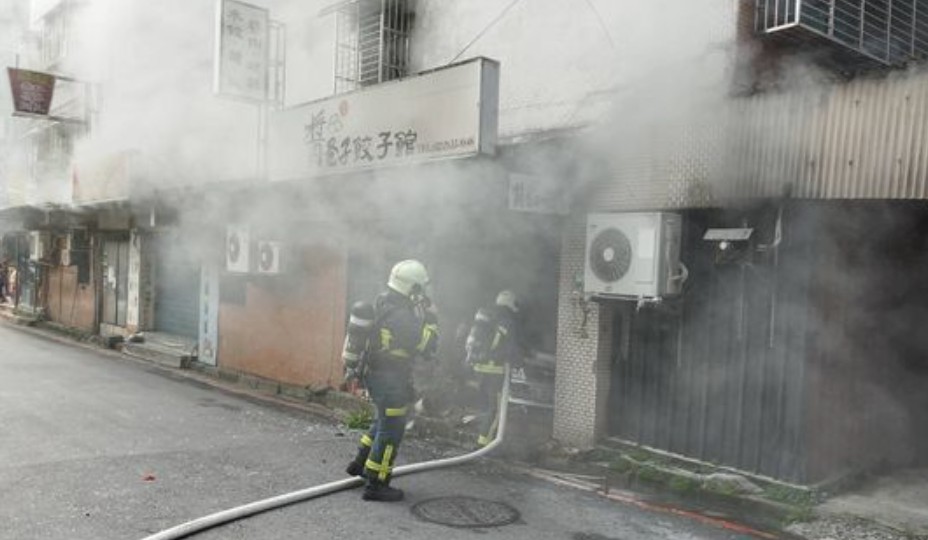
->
[268, 57, 500, 180]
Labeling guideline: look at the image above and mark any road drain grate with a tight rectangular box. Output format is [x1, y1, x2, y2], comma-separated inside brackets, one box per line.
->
[411, 496, 520, 528]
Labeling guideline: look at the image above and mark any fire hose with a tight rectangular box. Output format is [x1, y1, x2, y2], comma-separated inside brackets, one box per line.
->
[141, 366, 511, 540]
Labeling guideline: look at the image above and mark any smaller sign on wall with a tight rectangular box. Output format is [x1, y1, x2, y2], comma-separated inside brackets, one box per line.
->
[198, 263, 220, 366]
[214, 0, 269, 102]
[7, 68, 56, 116]
[126, 231, 142, 331]
[508, 173, 570, 215]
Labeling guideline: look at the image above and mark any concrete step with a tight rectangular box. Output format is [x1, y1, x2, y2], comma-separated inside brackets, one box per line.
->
[0, 304, 39, 326]
[123, 341, 195, 369]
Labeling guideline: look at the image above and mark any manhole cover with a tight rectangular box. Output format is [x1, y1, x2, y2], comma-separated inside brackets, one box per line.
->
[411, 496, 520, 528]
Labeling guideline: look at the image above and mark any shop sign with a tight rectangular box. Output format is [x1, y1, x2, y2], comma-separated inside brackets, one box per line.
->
[269, 57, 499, 179]
[7, 68, 56, 116]
[214, 0, 269, 102]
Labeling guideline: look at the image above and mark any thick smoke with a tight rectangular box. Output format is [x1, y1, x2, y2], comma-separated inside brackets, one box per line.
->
[4, 0, 926, 476]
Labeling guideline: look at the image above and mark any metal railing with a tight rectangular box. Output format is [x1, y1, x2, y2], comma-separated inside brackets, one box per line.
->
[756, 0, 928, 65]
[332, 0, 414, 93]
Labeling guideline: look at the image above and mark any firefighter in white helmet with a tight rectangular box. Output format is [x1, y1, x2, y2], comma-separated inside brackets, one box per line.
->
[464, 290, 525, 447]
[342, 259, 438, 502]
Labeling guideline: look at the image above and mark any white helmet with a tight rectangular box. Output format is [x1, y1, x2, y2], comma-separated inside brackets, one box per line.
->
[496, 290, 519, 313]
[387, 259, 430, 299]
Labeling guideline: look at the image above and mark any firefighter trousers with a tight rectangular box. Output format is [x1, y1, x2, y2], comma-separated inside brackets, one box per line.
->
[476, 372, 505, 446]
[357, 380, 409, 485]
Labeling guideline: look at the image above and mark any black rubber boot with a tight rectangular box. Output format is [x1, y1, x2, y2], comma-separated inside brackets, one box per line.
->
[362, 480, 404, 502]
[345, 459, 365, 477]
[346, 444, 371, 477]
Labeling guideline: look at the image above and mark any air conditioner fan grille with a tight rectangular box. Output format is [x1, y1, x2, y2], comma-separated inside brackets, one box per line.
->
[589, 227, 632, 283]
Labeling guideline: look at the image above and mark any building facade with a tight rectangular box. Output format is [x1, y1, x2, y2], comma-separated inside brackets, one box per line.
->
[3, 0, 928, 486]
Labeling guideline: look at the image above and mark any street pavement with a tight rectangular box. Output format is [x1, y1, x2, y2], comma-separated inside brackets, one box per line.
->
[0, 323, 762, 540]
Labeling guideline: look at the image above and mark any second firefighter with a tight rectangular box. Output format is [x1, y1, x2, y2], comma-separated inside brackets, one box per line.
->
[465, 290, 525, 447]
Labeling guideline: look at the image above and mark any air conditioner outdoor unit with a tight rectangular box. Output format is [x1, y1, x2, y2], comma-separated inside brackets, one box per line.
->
[256, 241, 282, 275]
[226, 225, 250, 273]
[584, 212, 683, 299]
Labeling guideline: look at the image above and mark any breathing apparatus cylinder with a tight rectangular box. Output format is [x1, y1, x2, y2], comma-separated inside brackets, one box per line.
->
[342, 301, 376, 381]
[464, 307, 495, 366]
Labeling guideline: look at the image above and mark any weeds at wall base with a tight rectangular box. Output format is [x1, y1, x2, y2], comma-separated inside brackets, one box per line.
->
[568, 446, 819, 530]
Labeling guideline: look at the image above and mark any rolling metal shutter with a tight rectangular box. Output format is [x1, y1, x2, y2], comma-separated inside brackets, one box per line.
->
[153, 232, 200, 339]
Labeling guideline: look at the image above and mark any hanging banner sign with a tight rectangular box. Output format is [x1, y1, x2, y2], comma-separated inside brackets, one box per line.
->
[214, 0, 269, 102]
[7, 68, 56, 115]
[268, 57, 500, 180]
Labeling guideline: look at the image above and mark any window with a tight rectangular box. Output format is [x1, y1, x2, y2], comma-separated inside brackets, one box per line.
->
[333, 0, 415, 93]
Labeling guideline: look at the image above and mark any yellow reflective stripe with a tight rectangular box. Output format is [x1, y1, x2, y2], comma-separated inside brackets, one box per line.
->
[387, 349, 410, 359]
[417, 323, 438, 352]
[385, 406, 407, 417]
[360, 434, 373, 447]
[379, 444, 394, 481]
[379, 329, 393, 351]
[477, 435, 491, 446]
[490, 330, 503, 350]
[473, 363, 505, 374]
[365, 459, 382, 472]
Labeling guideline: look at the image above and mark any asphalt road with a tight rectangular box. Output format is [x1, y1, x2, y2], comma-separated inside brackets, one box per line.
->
[0, 322, 759, 540]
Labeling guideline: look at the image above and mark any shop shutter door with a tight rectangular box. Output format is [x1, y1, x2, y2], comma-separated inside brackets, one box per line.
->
[154, 233, 200, 338]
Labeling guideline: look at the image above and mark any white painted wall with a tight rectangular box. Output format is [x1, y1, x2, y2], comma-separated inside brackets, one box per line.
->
[62, 0, 337, 199]
[411, 0, 740, 140]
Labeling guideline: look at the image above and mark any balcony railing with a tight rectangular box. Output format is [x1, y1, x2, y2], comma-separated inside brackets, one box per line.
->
[756, 0, 928, 66]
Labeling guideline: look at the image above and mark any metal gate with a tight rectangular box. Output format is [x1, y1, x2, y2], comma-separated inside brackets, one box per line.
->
[153, 232, 200, 339]
[101, 238, 130, 327]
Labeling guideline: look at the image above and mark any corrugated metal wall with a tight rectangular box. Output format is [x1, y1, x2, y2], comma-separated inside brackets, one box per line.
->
[609, 208, 812, 482]
[726, 72, 928, 201]
[588, 69, 928, 212]
[608, 202, 928, 484]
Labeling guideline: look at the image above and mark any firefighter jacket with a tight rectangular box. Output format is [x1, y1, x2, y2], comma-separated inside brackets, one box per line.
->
[365, 290, 436, 400]
[469, 305, 524, 375]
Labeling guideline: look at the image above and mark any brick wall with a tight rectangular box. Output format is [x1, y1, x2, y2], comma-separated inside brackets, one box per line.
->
[553, 216, 614, 448]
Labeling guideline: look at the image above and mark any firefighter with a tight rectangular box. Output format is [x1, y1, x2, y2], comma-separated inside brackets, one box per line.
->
[342, 259, 438, 502]
[465, 290, 525, 447]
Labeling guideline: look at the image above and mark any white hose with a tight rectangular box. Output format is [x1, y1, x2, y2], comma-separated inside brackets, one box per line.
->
[141, 367, 511, 540]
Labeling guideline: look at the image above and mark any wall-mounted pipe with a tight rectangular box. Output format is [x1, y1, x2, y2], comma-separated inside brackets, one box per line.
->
[140, 367, 511, 540]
